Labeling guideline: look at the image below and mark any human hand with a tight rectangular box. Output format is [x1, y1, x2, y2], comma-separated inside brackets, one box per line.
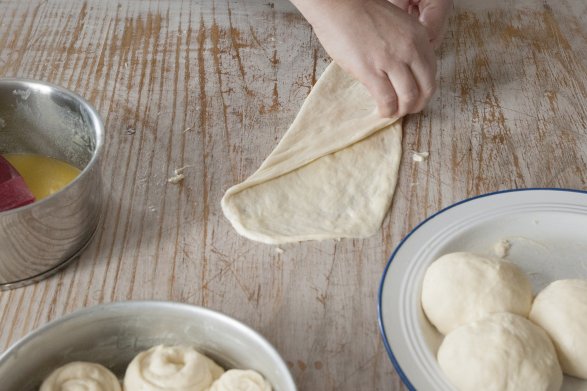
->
[389, 0, 452, 49]
[292, 0, 437, 118]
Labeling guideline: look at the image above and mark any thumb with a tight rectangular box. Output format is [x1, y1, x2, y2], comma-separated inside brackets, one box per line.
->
[418, 0, 452, 48]
[385, 0, 411, 11]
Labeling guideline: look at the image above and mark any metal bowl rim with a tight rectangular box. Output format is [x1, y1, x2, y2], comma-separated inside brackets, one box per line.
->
[0, 300, 297, 389]
[0, 78, 104, 217]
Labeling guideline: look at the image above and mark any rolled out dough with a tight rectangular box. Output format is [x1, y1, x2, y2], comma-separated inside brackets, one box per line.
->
[221, 63, 402, 244]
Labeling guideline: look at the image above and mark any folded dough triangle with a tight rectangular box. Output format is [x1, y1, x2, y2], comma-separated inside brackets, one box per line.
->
[222, 63, 402, 244]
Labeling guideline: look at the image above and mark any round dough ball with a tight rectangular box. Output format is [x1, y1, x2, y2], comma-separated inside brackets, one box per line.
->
[530, 279, 587, 379]
[209, 369, 272, 391]
[421, 252, 533, 334]
[40, 361, 121, 391]
[438, 313, 563, 391]
[124, 345, 224, 391]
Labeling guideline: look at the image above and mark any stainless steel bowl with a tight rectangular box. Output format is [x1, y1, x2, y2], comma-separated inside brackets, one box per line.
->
[0, 79, 103, 289]
[0, 301, 297, 390]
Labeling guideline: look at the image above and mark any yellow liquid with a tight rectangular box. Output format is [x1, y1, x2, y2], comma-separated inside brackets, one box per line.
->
[2, 153, 81, 200]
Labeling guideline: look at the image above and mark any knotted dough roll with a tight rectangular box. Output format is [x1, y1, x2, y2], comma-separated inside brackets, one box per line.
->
[40, 361, 121, 391]
[123, 345, 224, 391]
[209, 369, 272, 391]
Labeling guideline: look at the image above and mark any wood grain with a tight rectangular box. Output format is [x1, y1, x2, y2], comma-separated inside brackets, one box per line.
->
[1, 0, 586, 389]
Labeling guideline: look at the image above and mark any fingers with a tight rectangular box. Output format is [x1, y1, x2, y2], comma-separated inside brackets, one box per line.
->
[363, 61, 435, 119]
[311, 0, 441, 119]
[362, 70, 399, 118]
[418, 0, 452, 48]
[385, 0, 411, 11]
[387, 64, 422, 115]
[409, 43, 437, 104]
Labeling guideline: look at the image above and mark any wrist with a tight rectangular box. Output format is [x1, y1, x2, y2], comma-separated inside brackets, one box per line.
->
[291, 0, 366, 28]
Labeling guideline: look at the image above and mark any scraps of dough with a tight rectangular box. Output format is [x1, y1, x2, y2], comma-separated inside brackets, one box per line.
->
[221, 63, 402, 244]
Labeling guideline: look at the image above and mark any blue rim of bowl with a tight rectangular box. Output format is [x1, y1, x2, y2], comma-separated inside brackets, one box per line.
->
[377, 187, 587, 390]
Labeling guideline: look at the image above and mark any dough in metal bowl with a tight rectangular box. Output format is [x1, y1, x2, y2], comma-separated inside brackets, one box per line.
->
[40, 361, 121, 391]
[123, 345, 224, 391]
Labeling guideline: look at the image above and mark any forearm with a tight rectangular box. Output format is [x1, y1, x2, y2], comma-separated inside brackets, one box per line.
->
[290, 0, 361, 27]
[288, 0, 439, 118]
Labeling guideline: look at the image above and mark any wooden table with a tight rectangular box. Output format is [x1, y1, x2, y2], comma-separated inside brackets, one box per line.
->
[1, 0, 586, 389]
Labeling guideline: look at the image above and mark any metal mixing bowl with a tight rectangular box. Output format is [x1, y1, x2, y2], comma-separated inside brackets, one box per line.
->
[0, 301, 297, 390]
[0, 79, 103, 289]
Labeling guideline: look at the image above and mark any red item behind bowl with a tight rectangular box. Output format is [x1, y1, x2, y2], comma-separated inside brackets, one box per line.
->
[0, 155, 35, 212]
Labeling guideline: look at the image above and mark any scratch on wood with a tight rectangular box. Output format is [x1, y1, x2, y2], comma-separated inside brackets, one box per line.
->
[197, 14, 210, 306]
[66, 2, 87, 58]
[5, 1, 44, 74]
[83, 3, 133, 305]
[88, 14, 115, 103]
[541, 8, 587, 98]
[211, 5, 237, 182]
[0, 8, 19, 73]
[159, 6, 186, 296]
[311, 47, 318, 86]
[227, 3, 253, 96]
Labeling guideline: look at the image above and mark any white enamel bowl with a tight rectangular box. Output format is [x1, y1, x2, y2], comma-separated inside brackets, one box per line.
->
[379, 188, 587, 391]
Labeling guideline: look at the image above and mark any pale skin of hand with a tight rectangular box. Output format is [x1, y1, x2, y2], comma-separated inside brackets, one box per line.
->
[291, 0, 452, 118]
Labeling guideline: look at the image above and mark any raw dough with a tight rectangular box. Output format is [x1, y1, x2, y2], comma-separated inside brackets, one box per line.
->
[221, 63, 402, 244]
[530, 279, 587, 379]
[123, 345, 224, 391]
[40, 361, 121, 391]
[209, 369, 272, 391]
[493, 239, 511, 258]
[438, 313, 562, 391]
[421, 252, 532, 334]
